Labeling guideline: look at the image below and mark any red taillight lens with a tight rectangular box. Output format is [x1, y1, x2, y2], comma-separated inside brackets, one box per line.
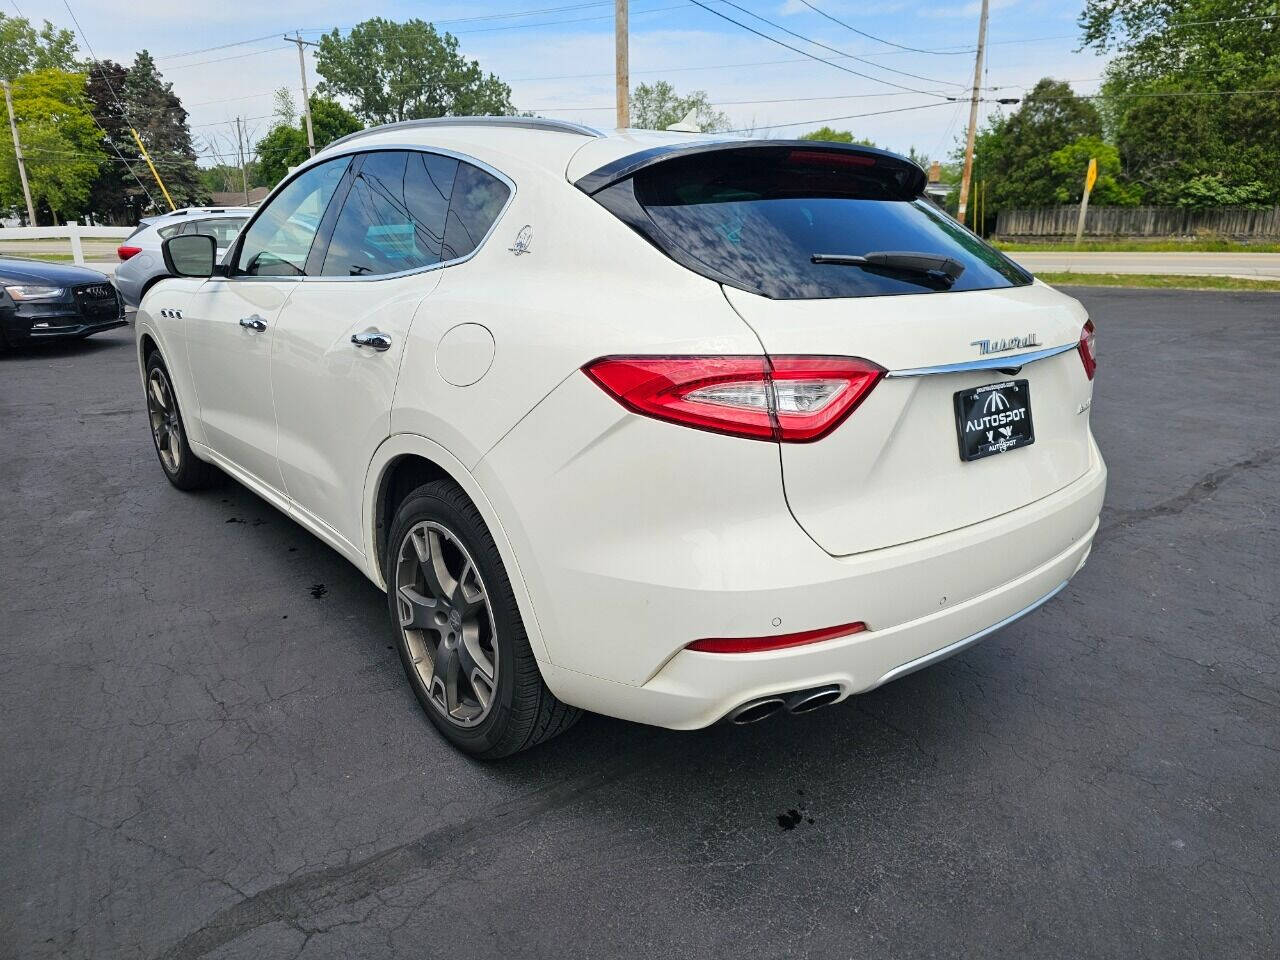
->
[787, 149, 876, 169]
[117, 245, 142, 261]
[688, 621, 867, 654]
[583, 355, 884, 443]
[1078, 318, 1097, 380]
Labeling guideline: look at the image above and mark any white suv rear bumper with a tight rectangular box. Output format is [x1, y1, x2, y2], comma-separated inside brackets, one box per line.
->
[535, 455, 1104, 730]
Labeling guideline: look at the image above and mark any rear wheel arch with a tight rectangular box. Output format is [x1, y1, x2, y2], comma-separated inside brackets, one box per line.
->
[363, 436, 552, 666]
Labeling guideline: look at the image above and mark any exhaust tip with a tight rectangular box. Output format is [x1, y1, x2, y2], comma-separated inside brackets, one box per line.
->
[727, 696, 786, 725]
[786, 685, 842, 715]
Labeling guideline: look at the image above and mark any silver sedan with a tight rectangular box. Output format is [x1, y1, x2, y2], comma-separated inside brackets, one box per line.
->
[113, 208, 251, 308]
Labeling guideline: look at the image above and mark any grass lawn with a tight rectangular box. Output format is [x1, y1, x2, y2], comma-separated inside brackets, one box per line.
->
[1038, 271, 1280, 292]
[995, 239, 1280, 253]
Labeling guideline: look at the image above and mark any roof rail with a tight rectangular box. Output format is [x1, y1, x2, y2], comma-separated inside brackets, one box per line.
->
[326, 116, 606, 151]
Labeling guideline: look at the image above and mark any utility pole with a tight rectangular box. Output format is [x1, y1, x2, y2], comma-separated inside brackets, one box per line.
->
[286, 33, 317, 157]
[235, 117, 249, 205]
[615, 0, 629, 129]
[2, 79, 37, 226]
[956, 0, 989, 226]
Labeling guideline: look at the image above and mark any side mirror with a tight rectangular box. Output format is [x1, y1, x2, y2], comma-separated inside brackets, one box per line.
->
[162, 233, 217, 278]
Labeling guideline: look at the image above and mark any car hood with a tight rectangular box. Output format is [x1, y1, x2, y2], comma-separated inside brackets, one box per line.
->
[0, 257, 110, 286]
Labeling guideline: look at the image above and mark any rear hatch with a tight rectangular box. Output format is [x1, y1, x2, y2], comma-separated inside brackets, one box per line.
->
[581, 142, 1097, 556]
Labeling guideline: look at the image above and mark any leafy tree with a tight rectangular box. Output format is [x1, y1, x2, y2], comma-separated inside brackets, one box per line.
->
[315, 18, 513, 125]
[952, 78, 1103, 212]
[122, 50, 206, 208]
[256, 95, 363, 186]
[84, 59, 153, 224]
[799, 126, 876, 145]
[0, 70, 104, 223]
[1049, 136, 1140, 206]
[0, 14, 77, 81]
[629, 81, 728, 132]
[1080, 0, 1280, 205]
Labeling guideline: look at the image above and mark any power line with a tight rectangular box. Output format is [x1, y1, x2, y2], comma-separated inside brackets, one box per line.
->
[723, 99, 954, 133]
[703, 0, 966, 88]
[58, 0, 157, 207]
[790, 0, 972, 55]
[686, 0, 948, 97]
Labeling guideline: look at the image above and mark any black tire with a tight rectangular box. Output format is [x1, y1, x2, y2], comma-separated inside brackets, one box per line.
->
[144, 352, 221, 491]
[386, 479, 580, 758]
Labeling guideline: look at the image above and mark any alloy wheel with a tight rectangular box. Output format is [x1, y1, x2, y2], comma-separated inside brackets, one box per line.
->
[146, 367, 182, 474]
[394, 521, 498, 727]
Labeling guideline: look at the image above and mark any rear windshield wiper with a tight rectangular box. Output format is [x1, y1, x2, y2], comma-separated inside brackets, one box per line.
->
[811, 251, 966, 287]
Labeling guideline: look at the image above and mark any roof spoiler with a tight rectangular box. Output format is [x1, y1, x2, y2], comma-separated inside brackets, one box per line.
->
[572, 140, 928, 200]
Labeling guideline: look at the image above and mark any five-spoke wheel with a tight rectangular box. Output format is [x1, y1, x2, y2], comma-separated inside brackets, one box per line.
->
[385, 480, 581, 757]
[146, 365, 183, 474]
[395, 521, 498, 727]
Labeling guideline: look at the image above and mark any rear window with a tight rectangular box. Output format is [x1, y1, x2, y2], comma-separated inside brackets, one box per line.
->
[601, 147, 1030, 299]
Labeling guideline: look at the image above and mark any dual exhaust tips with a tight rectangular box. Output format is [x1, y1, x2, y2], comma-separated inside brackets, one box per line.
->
[726, 684, 843, 725]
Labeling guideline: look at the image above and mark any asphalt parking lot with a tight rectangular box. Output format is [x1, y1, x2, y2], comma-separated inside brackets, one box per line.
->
[2, 287, 1278, 960]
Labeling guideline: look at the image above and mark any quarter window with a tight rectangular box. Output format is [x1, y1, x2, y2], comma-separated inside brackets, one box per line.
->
[236, 158, 349, 277]
[442, 162, 511, 261]
[320, 151, 459, 277]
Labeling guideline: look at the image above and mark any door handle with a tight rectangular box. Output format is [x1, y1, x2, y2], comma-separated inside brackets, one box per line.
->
[239, 314, 267, 332]
[351, 330, 392, 352]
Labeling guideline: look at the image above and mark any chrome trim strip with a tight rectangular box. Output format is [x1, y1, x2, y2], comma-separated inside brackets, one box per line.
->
[873, 579, 1068, 689]
[326, 116, 604, 151]
[886, 342, 1077, 378]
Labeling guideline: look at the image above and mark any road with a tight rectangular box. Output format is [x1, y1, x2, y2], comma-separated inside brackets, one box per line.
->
[1, 288, 1278, 960]
[1009, 250, 1280, 278]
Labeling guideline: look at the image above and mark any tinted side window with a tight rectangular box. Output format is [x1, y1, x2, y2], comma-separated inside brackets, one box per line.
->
[190, 218, 247, 247]
[441, 162, 511, 261]
[320, 151, 458, 277]
[237, 158, 348, 277]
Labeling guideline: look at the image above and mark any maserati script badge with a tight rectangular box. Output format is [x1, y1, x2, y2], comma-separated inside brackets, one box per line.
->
[970, 333, 1040, 355]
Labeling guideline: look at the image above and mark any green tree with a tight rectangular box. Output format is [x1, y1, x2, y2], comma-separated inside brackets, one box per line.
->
[0, 69, 104, 223]
[122, 50, 206, 209]
[1080, 0, 1280, 205]
[953, 78, 1104, 212]
[1049, 136, 1140, 206]
[0, 13, 77, 81]
[256, 95, 363, 186]
[315, 18, 513, 125]
[799, 126, 875, 146]
[629, 81, 729, 132]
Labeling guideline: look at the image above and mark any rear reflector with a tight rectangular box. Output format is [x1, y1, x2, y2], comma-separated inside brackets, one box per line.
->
[687, 621, 867, 654]
[583, 355, 884, 443]
[117, 245, 142, 261]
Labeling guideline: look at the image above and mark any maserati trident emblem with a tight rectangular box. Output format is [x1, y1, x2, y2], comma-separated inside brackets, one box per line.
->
[509, 224, 533, 256]
[970, 332, 1040, 355]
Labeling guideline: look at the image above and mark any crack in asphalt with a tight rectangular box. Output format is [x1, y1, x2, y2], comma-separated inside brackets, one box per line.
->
[153, 747, 690, 960]
[1100, 444, 1280, 536]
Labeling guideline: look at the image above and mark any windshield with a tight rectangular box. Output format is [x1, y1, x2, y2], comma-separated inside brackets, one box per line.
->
[615, 148, 1030, 300]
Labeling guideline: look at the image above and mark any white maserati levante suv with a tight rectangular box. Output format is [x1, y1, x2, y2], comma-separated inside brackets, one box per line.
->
[137, 117, 1105, 758]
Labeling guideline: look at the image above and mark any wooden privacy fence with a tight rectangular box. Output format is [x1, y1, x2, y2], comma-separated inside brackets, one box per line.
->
[995, 205, 1280, 239]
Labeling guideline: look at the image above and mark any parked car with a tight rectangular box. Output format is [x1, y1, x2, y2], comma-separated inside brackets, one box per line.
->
[1, 256, 125, 350]
[136, 117, 1106, 758]
[114, 207, 251, 308]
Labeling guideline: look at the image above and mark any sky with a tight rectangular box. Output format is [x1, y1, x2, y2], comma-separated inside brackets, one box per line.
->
[13, 0, 1109, 167]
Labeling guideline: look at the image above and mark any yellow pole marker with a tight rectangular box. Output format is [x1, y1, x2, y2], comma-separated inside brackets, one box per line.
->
[130, 127, 176, 212]
[1075, 157, 1098, 247]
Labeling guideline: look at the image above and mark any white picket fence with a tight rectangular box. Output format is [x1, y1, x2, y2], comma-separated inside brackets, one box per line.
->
[0, 222, 134, 265]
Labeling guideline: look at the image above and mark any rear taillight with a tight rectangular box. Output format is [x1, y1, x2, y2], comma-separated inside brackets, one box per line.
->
[1078, 319, 1097, 380]
[117, 245, 142, 261]
[583, 355, 885, 443]
[688, 621, 867, 654]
